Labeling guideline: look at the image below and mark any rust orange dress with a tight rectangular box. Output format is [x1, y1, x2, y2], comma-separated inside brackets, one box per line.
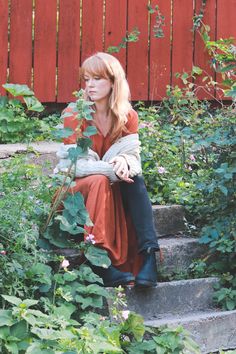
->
[63, 108, 142, 275]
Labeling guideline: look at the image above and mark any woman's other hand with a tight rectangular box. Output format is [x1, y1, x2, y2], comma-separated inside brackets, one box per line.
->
[109, 156, 134, 183]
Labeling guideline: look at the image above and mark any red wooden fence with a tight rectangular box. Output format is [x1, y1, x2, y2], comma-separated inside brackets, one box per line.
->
[0, 0, 236, 103]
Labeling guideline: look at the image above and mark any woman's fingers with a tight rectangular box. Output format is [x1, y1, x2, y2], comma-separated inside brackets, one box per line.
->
[113, 161, 124, 173]
[115, 162, 127, 175]
[109, 156, 131, 182]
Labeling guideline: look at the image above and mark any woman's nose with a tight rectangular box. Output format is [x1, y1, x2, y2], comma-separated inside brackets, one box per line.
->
[87, 78, 94, 86]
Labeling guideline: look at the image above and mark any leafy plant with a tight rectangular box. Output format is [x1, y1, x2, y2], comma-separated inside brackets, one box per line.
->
[147, 4, 165, 38]
[107, 27, 140, 54]
[0, 83, 61, 143]
[137, 22, 236, 306]
[196, 20, 236, 100]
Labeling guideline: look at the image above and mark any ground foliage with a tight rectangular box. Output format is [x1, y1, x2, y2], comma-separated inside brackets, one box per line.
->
[0, 91, 200, 353]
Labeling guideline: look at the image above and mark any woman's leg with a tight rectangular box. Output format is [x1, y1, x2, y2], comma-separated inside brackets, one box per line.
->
[120, 175, 159, 253]
[70, 175, 135, 286]
[120, 175, 159, 287]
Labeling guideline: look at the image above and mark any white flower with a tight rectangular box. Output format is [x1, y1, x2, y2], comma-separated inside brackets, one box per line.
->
[85, 234, 96, 244]
[190, 154, 196, 161]
[61, 259, 70, 269]
[157, 166, 166, 174]
[121, 310, 130, 320]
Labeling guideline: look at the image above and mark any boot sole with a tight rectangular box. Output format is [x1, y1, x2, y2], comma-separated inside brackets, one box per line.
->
[135, 279, 157, 288]
[104, 276, 135, 287]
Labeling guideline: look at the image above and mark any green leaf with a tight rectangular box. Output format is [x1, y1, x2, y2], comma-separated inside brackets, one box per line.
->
[88, 339, 123, 353]
[64, 271, 78, 282]
[26, 341, 55, 353]
[0, 96, 8, 107]
[53, 303, 76, 320]
[22, 299, 39, 308]
[219, 64, 236, 72]
[10, 320, 28, 340]
[0, 326, 10, 340]
[181, 72, 189, 84]
[61, 111, 74, 119]
[26, 263, 52, 285]
[2, 295, 22, 306]
[3, 83, 34, 96]
[84, 246, 111, 268]
[127, 340, 156, 354]
[56, 215, 85, 235]
[107, 46, 120, 53]
[61, 222, 84, 236]
[23, 96, 44, 112]
[78, 264, 103, 284]
[26, 309, 48, 318]
[78, 137, 93, 151]
[67, 146, 85, 162]
[63, 192, 85, 215]
[52, 127, 73, 139]
[0, 310, 14, 326]
[192, 66, 203, 75]
[31, 327, 75, 340]
[5, 342, 19, 354]
[225, 85, 236, 97]
[226, 299, 235, 310]
[75, 294, 100, 309]
[77, 283, 109, 297]
[83, 125, 97, 137]
[122, 312, 145, 341]
[219, 185, 228, 196]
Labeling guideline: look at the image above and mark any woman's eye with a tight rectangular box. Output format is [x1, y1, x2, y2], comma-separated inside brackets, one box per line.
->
[94, 77, 101, 80]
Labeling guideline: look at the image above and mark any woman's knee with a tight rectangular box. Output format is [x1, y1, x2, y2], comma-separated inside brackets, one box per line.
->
[122, 175, 146, 193]
[86, 174, 110, 187]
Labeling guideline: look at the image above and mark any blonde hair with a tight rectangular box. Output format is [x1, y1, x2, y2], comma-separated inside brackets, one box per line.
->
[80, 52, 132, 141]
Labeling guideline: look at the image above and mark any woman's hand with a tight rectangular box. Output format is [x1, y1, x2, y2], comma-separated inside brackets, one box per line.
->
[109, 156, 134, 183]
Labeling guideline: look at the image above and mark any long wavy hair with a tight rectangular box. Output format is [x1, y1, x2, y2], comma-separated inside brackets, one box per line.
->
[80, 52, 132, 141]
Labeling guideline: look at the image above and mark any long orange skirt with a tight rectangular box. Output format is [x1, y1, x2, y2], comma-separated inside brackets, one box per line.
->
[69, 175, 142, 275]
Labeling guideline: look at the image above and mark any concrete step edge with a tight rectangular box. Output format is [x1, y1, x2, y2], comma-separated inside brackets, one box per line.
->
[117, 277, 219, 320]
[145, 309, 236, 354]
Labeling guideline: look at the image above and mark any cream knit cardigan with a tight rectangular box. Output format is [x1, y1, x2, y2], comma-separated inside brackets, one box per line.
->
[54, 133, 142, 183]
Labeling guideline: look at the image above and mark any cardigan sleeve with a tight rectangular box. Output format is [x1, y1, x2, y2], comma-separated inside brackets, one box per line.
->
[55, 108, 140, 181]
[102, 134, 142, 178]
[54, 143, 119, 182]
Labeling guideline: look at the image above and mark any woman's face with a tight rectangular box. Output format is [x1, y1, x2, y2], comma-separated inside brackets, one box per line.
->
[84, 72, 113, 103]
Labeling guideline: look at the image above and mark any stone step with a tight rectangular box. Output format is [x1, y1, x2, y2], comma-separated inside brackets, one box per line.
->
[121, 277, 219, 320]
[153, 205, 186, 236]
[157, 237, 207, 279]
[145, 310, 236, 354]
[0, 142, 60, 175]
[0, 141, 60, 157]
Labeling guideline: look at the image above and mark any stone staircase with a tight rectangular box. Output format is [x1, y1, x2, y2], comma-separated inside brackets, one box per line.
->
[120, 206, 236, 354]
[1, 142, 236, 353]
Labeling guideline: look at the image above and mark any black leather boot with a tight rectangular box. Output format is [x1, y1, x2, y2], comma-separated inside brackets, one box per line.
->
[135, 248, 158, 288]
[92, 264, 135, 287]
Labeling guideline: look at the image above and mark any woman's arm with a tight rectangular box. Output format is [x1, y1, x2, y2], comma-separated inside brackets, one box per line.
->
[54, 144, 120, 182]
[102, 134, 142, 178]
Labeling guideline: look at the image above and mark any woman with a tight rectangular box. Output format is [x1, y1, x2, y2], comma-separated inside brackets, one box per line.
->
[55, 52, 160, 287]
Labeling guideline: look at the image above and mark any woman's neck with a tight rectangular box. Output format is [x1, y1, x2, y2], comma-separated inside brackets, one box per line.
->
[93, 102, 111, 137]
[94, 97, 110, 116]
